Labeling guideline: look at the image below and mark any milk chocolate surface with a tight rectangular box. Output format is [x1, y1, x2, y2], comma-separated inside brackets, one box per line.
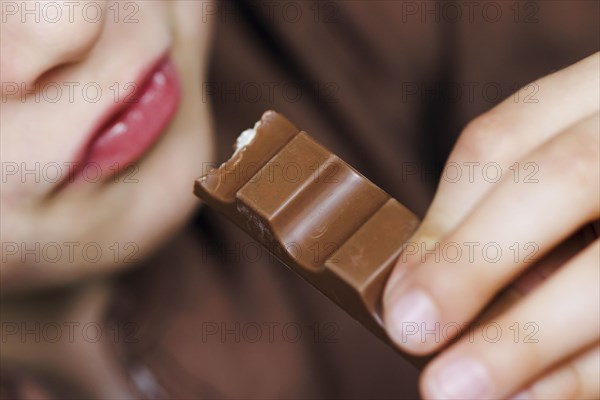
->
[194, 111, 420, 356]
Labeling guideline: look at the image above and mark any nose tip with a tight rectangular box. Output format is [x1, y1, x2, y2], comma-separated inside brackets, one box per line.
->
[1, 2, 106, 87]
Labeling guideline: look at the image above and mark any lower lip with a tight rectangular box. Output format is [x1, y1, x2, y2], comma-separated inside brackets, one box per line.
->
[79, 57, 180, 180]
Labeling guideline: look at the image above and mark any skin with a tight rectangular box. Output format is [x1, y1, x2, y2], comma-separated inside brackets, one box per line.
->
[1, 1, 598, 398]
[1, 1, 215, 292]
[383, 53, 600, 399]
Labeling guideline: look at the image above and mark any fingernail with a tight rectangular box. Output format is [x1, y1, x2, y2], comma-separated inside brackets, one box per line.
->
[425, 357, 493, 399]
[386, 288, 439, 351]
[385, 262, 409, 294]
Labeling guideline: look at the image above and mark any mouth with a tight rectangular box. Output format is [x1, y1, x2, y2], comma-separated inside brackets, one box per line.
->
[66, 55, 181, 185]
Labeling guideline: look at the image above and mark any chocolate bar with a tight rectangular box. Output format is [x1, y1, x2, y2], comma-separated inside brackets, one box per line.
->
[194, 111, 420, 359]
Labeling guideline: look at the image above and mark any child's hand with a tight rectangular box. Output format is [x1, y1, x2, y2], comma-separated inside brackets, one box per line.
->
[383, 52, 599, 399]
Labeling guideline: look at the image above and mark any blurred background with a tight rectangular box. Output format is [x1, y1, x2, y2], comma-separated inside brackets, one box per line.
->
[2, 1, 599, 399]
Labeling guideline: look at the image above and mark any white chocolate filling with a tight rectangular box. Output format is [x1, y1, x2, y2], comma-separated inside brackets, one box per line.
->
[234, 120, 260, 154]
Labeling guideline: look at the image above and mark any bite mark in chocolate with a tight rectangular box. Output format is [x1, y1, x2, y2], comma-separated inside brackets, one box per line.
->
[195, 111, 422, 364]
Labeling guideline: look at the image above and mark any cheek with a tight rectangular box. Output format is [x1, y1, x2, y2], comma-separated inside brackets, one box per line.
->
[171, 1, 213, 39]
[0, 203, 27, 250]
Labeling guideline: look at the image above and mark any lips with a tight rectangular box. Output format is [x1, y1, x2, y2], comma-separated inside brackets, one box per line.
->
[71, 56, 180, 183]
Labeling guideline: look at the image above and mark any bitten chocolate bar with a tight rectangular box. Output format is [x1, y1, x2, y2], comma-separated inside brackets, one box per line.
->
[194, 111, 420, 354]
